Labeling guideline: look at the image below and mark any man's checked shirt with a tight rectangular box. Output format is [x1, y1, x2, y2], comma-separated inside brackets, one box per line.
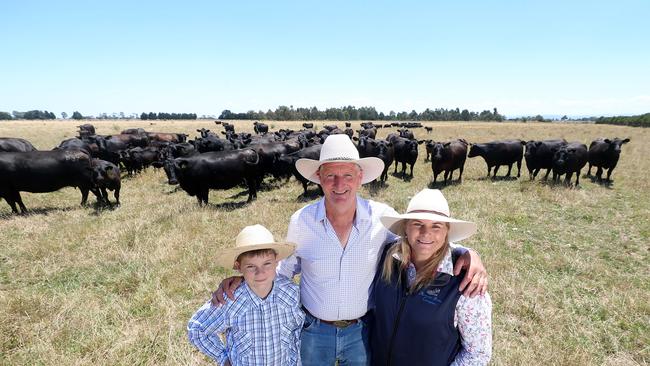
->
[187, 276, 304, 366]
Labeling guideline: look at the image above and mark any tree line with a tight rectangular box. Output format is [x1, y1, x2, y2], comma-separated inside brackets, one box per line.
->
[218, 105, 505, 122]
[140, 112, 197, 120]
[595, 113, 650, 128]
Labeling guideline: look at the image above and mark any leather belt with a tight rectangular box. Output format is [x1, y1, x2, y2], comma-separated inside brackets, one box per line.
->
[302, 307, 360, 328]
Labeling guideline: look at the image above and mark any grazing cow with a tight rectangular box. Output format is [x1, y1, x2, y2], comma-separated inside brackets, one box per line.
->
[424, 126, 433, 134]
[524, 139, 567, 180]
[302, 122, 314, 129]
[120, 147, 161, 174]
[468, 139, 524, 178]
[0, 150, 99, 214]
[345, 122, 352, 128]
[0, 137, 37, 152]
[253, 121, 269, 135]
[167, 149, 260, 204]
[392, 136, 422, 177]
[429, 139, 468, 185]
[552, 142, 588, 186]
[587, 138, 630, 182]
[323, 124, 339, 132]
[91, 159, 121, 206]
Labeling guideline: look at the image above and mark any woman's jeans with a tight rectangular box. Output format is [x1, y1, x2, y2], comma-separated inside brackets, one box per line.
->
[300, 312, 370, 366]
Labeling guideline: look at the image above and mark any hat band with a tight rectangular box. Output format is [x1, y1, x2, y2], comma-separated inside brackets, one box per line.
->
[321, 157, 356, 162]
[407, 209, 449, 217]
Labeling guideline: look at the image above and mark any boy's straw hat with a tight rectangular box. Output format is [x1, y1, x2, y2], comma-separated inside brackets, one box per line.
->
[295, 134, 384, 184]
[215, 224, 296, 269]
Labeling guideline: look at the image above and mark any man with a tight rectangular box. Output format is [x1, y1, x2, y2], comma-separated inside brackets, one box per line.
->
[214, 134, 488, 365]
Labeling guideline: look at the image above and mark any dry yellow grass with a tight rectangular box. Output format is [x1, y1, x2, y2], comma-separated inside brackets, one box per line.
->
[1, 120, 648, 365]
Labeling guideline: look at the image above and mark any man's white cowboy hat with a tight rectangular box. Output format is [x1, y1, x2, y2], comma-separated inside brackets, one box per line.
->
[295, 134, 384, 184]
[215, 224, 296, 269]
[380, 189, 477, 242]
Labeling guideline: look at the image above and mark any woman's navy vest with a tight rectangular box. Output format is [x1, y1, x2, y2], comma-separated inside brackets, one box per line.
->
[370, 244, 464, 366]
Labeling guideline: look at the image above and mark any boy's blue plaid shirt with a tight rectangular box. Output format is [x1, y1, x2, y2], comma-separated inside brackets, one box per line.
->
[188, 276, 304, 366]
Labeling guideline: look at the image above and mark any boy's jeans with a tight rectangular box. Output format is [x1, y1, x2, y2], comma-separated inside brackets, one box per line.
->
[300, 312, 370, 366]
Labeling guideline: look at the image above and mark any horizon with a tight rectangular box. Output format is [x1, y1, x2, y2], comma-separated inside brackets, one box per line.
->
[1, 1, 648, 118]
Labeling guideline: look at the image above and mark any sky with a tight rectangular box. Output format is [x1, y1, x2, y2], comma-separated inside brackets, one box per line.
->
[1, 0, 649, 119]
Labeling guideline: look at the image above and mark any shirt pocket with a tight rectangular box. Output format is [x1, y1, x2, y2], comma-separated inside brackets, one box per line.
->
[301, 256, 337, 283]
[229, 329, 253, 364]
[280, 324, 299, 366]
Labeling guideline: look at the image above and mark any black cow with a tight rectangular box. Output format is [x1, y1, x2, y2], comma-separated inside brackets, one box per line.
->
[0, 150, 99, 214]
[357, 128, 377, 140]
[253, 121, 269, 135]
[468, 140, 524, 178]
[167, 149, 260, 204]
[587, 138, 630, 182]
[0, 137, 37, 152]
[77, 124, 96, 139]
[398, 128, 415, 140]
[371, 140, 394, 184]
[91, 159, 121, 206]
[275, 145, 322, 195]
[120, 147, 161, 174]
[430, 139, 468, 185]
[524, 139, 567, 180]
[552, 142, 588, 186]
[121, 128, 146, 135]
[55, 137, 95, 155]
[194, 135, 234, 153]
[424, 126, 433, 134]
[302, 122, 314, 129]
[391, 136, 422, 177]
[222, 122, 235, 133]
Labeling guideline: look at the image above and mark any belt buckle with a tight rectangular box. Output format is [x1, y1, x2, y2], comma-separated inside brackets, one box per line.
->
[332, 320, 353, 328]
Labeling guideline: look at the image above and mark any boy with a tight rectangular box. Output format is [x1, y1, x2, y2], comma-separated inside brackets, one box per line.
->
[188, 224, 304, 366]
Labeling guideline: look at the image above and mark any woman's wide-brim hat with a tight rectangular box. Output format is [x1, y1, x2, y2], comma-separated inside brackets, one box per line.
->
[380, 189, 477, 242]
[215, 224, 296, 269]
[295, 134, 384, 184]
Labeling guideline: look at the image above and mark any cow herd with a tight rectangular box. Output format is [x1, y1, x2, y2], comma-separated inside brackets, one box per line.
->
[0, 121, 631, 215]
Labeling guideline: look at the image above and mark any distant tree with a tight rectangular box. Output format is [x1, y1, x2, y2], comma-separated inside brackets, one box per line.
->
[461, 109, 470, 121]
[0, 111, 12, 120]
[72, 111, 83, 120]
[534, 114, 545, 122]
[561, 115, 568, 121]
[61, 112, 68, 119]
[140, 112, 148, 120]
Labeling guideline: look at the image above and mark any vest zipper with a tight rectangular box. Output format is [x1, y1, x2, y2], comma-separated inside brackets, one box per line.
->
[386, 289, 409, 366]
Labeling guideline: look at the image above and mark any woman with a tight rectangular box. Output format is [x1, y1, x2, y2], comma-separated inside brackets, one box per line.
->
[371, 189, 492, 366]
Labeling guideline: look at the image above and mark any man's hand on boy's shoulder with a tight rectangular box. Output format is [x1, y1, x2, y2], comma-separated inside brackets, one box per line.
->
[212, 276, 244, 306]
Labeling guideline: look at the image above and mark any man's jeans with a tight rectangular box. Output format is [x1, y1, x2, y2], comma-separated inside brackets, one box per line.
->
[300, 312, 370, 366]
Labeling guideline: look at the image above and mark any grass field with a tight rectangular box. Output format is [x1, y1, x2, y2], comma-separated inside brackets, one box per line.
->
[1, 120, 648, 365]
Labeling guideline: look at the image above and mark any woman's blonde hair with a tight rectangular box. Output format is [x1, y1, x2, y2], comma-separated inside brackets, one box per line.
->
[381, 221, 450, 293]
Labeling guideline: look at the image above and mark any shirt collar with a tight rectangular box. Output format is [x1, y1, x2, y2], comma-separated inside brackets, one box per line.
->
[243, 279, 276, 307]
[315, 195, 370, 227]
